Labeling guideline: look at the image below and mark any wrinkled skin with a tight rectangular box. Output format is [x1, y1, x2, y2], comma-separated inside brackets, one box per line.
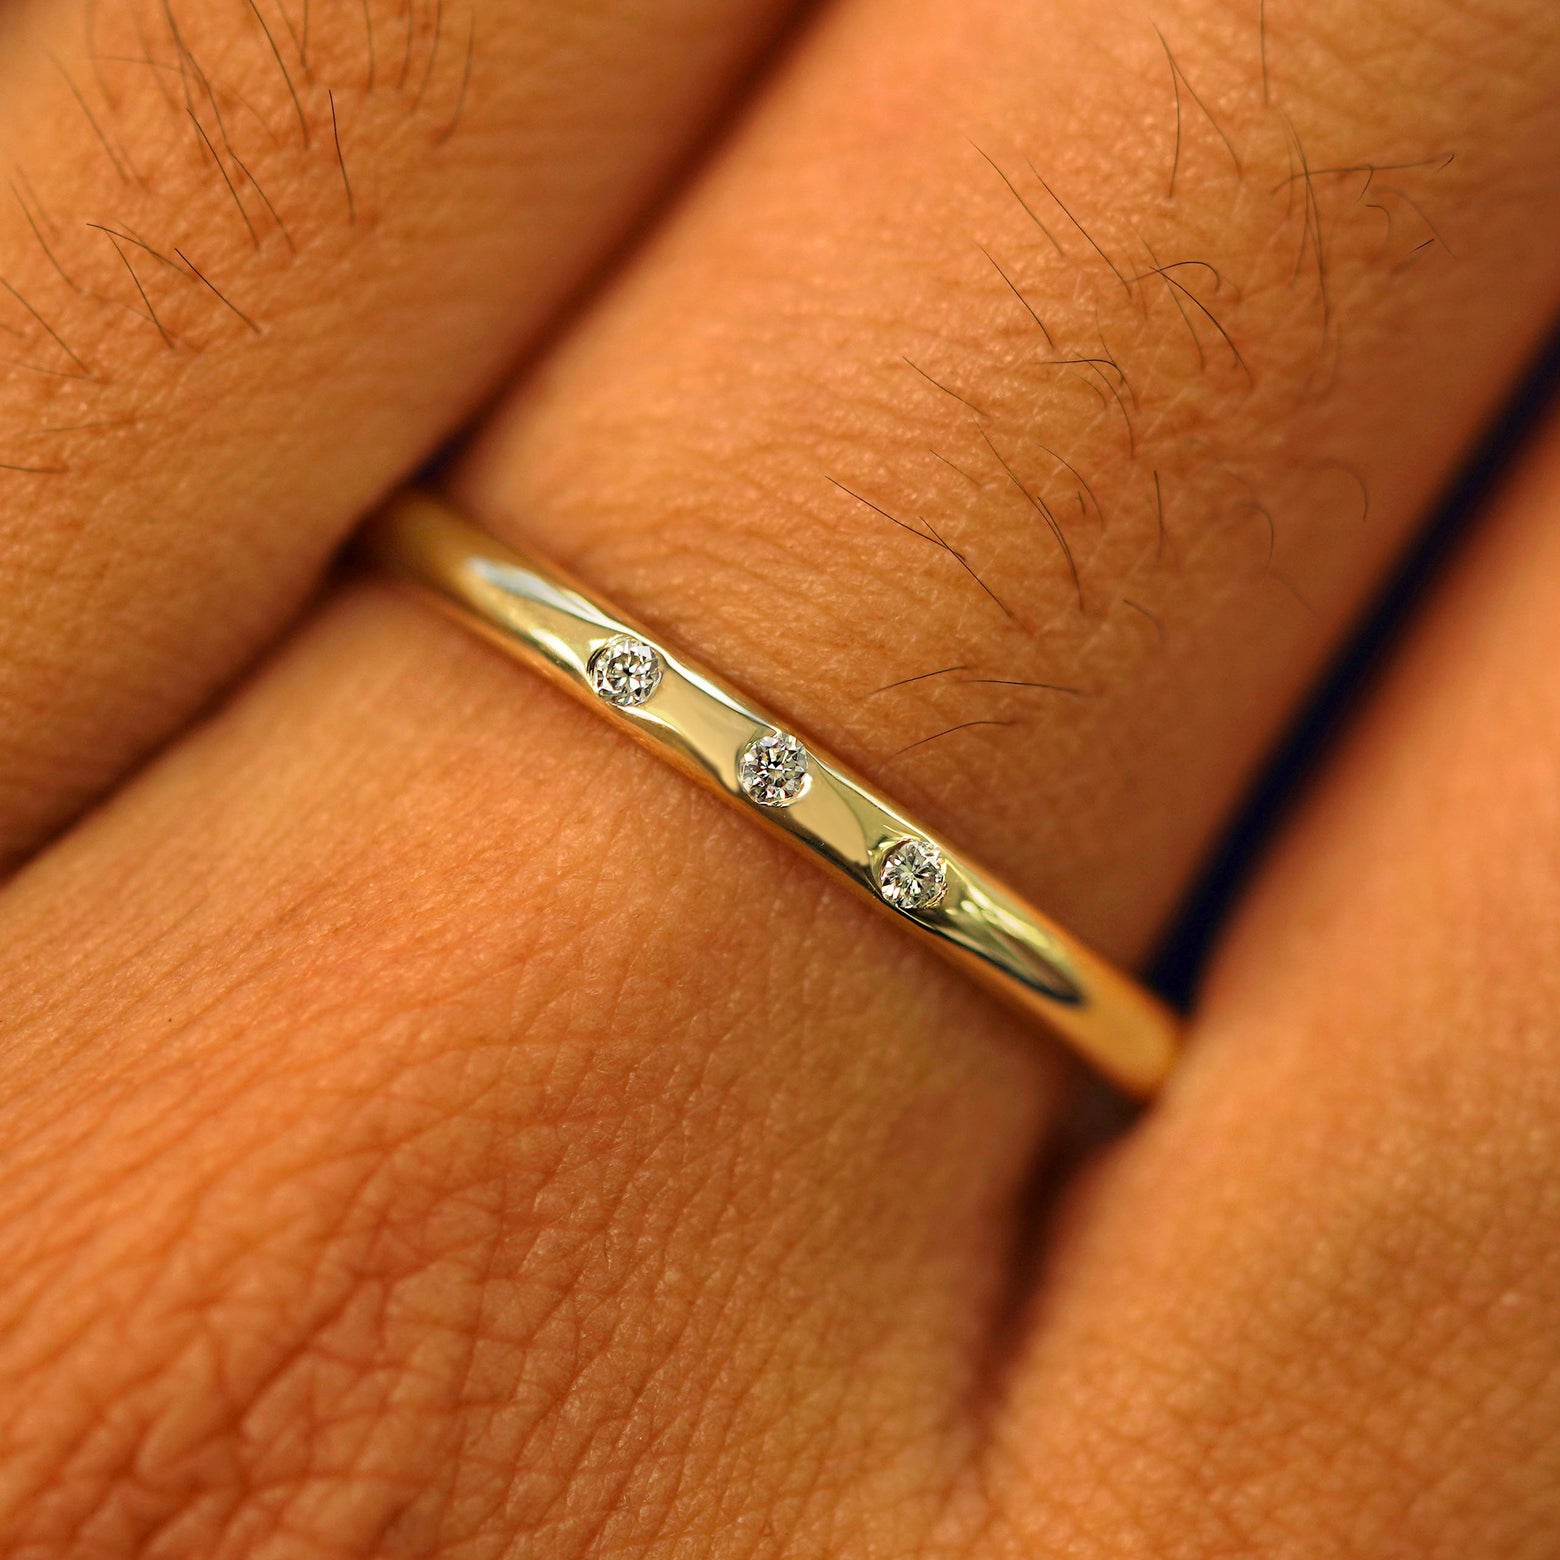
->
[0, 0, 1557, 1554]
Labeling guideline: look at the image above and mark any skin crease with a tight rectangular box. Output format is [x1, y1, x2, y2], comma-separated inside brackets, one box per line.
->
[0, 1, 1550, 1559]
[0, 0, 802, 866]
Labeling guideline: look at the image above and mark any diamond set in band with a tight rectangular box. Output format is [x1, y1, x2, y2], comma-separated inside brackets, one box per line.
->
[588, 635, 947, 911]
[586, 636, 942, 909]
[875, 837, 948, 910]
[590, 635, 662, 708]
[739, 732, 810, 807]
[587, 636, 943, 911]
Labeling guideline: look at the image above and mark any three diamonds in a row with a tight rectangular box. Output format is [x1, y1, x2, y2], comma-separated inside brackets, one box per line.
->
[588, 634, 948, 911]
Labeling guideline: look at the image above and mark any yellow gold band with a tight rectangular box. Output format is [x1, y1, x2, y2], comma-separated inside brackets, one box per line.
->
[362, 490, 1183, 1097]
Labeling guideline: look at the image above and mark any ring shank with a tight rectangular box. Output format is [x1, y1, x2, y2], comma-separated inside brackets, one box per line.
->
[362, 491, 1183, 1097]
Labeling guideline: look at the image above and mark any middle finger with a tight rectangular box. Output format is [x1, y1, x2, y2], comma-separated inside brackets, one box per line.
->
[462, 0, 1560, 958]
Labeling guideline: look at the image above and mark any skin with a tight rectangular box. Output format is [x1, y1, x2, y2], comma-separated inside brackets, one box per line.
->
[0, 0, 800, 865]
[0, 0, 1555, 1554]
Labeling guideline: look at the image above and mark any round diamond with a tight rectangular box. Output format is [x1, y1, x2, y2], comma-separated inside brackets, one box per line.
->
[739, 732, 809, 807]
[589, 636, 662, 708]
[876, 838, 947, 910]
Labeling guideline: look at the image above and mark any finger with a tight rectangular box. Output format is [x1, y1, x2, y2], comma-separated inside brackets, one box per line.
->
[0, 0, 799, 865]
[0, 587, 1055, 1554]
[979, 404, 1560, 1555]
[459, 0, 1560, 961]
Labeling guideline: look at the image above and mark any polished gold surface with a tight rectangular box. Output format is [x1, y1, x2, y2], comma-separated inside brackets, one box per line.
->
[362, 490, 1183, 1097]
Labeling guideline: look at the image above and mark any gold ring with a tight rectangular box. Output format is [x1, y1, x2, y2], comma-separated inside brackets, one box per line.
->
[362, 489, 1183, 1097]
